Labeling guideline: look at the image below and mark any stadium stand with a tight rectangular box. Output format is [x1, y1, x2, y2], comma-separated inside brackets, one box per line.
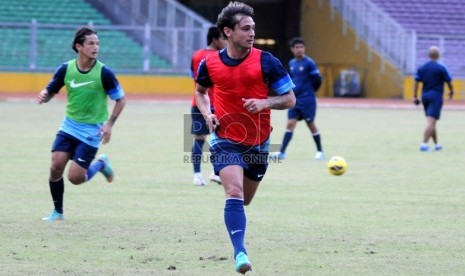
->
[0, 0, 169, 71]
[370, 0, 465, 76]
[371, 0, 465, 35]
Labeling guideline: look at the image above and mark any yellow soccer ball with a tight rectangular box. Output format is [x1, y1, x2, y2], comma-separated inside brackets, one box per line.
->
[327, 156, 348, 176]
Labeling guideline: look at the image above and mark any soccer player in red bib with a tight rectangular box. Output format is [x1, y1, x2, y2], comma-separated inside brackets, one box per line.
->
[195, 2, 295, 274]
[190, 26, 226, 186]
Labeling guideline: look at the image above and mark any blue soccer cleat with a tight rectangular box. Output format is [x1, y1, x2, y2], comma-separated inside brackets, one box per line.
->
[235, 252, 252, 274]
[434, 144, 442, 151]
[98, 154, 114, 183]
[42, 210, 64, 221]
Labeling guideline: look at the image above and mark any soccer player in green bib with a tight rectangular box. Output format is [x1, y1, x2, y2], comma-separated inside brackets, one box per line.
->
[36, 27, 126, 221]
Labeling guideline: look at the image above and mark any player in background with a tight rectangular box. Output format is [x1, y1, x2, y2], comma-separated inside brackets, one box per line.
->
[190, 26, 226, 186]
[195, 2, 295, 274]
[270, 37, 324, 161]
[413, 46, 454, 152]
[36, 27, 126, 221]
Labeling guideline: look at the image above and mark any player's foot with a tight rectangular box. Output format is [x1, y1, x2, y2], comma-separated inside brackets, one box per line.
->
[235, 252, 252, 274]
[42, 210, 64, 221]
[419, 144, 429, 152]
[314, 151, 325, 161]
[434, 144, 442, 151]
[209, 171, 222, 185]
[193, 173, 206, 186]
[269, 152, 286, 161]
[98, 154, 114, 183]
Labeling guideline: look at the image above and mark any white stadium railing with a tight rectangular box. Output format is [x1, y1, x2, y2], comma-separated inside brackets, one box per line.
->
[327, 0, 416, 74]
[326, 0, 465, 77]
[89, 0, 213, 72]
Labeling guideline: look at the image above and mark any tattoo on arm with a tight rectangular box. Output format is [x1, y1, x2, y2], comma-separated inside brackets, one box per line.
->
[268, 97, 287, 109]
[267, 93, 294, 110]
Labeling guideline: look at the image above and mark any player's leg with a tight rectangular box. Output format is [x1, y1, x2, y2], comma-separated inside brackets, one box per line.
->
[420, 97, 431, 151]
[43, 133, 73, 221]
[191, 106, 208, 185]
[430, 98, 443, 150]
[211, 140, 251, 273]
[305, 121, 325, 160]
[420, 96, 442, 151]
[47, 151, 70, 218]
[243, 151, 268, 206]
[423, 116, 436, 142]
[229, 150, 268, 273]
[68, 142, 99, 184]
[304, 99, 325, 160]
[192, 134, 207, 185]
[281, 118, 298, 153]
[306, 120, 321, 146]
[270, 108, 298, 160]
[243, 176, 260, 206]
[220, 165, 251, 274]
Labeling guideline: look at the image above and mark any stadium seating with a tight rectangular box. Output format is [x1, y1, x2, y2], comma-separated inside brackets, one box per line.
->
[370, 0, 465, 76]
[0, 0, 170, 71]
[371, 0, 465, 35]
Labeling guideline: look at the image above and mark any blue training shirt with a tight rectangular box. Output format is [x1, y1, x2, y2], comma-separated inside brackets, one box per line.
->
[289, 56, 322, 101]
[196, 48, 295, 95]
[415, 60, 452, 95]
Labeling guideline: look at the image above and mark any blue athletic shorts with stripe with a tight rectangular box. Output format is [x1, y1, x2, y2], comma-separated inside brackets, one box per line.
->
[51, 131, 98, 169]
[209, 132, 269, 182]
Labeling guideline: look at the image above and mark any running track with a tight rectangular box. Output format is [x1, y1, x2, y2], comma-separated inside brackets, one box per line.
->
[2, 93, 465, 110]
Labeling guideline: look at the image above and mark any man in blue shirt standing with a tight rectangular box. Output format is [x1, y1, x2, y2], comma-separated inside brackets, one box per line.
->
[271, 37, 324, 161]
[413, 46, 454, 152]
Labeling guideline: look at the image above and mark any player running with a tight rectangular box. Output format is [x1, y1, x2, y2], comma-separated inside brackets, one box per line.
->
[37, 27, 126, 221]
[195, 2, 295, 273]
[190, 25, 226, 186]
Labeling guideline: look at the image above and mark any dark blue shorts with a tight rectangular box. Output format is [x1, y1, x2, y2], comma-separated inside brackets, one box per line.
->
[288, 97, 316, 122]
[52, 131, 98, 169]
[191, 106, 212, 135]
[422, 92, 443, 120]
[210, 140, 269, 182]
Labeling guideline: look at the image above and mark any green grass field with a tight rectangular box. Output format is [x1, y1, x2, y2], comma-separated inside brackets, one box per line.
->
[1, 99, 465, 275]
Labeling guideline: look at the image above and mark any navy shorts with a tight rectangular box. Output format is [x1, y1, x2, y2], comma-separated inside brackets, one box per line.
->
[191, 106, 212, 135]
[288, 97, 316, 122]
[422, 91, 443, 120]
[210, 139, 269, 182]
[52, 131, 98, 169]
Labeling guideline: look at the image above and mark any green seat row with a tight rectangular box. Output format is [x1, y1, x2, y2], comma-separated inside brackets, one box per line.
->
[0, 0, 170, 70]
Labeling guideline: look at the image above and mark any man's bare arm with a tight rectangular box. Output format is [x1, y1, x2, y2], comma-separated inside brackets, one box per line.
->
[266, 91, 296, 110]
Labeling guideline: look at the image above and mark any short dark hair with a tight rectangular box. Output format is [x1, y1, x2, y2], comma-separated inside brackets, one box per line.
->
[289, 37, 305, 47]
[216, 1, 254, 39]
[428, 46, 440, 60]
[207, 26, 222, 45]
[72, 27, 97, 53]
